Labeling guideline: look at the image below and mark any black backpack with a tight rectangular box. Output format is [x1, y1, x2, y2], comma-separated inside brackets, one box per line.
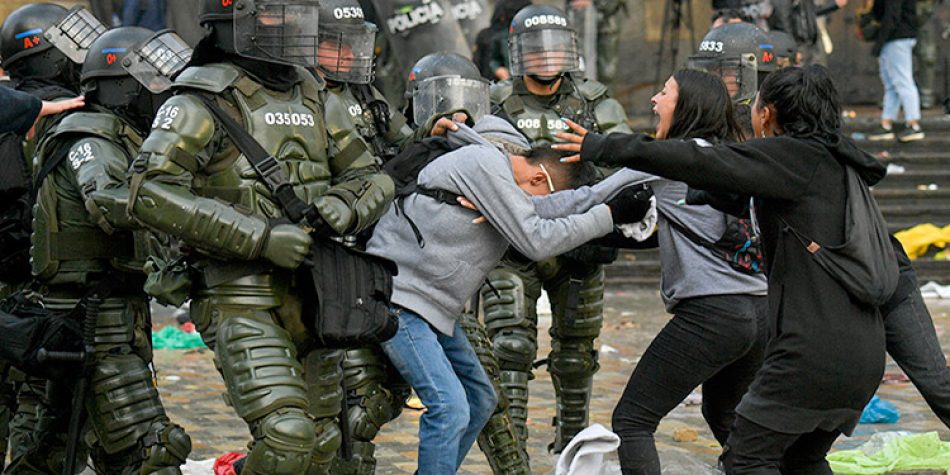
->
[660, 205, 765, 276]
[382, 136, 464, 247]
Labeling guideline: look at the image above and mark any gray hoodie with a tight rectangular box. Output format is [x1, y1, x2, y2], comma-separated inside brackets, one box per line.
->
[366, 116, 630, 335]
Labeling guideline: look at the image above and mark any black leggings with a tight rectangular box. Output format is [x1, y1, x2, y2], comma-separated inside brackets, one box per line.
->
[611, 294, 769, 475]
[722, 416, 839, 474]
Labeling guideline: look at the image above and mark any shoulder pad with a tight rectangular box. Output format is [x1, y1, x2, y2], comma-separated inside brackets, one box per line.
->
[50, 112, 123, 142]
[490, 80, 514, 105]
[172, 63, 242, 93]
[577, 79, 608, 102]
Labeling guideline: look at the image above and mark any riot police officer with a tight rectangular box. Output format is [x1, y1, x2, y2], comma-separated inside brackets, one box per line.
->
[314, 1, 412, 472]
[687, 22, 777, 104]
[0, 4, 104, 469]
[20, 26, 193, 474]
[127, 1, 395, 474]
[485, 4, 633, 454]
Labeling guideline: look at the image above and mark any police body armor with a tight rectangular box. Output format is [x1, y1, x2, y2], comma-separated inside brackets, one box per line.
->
[32, 111, 145, 284]
[130, 61, 393, 475]
[485, 73, 631, 453]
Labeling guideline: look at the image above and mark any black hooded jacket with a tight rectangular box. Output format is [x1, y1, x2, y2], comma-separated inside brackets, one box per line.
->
[581, 132, 887, 435]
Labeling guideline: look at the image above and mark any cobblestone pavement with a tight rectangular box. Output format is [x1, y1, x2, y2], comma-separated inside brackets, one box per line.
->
[151, 290, 950, 474]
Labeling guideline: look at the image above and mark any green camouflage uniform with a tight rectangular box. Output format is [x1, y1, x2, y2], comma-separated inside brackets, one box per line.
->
[128, 63, 394, 475]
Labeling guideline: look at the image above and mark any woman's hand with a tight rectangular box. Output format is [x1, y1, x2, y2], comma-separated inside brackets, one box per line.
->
[552, 118, 587, 163]
[457, 196, 487, 224]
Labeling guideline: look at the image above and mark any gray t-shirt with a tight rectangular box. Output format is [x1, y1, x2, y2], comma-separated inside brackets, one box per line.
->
[612, 169, 768, 311]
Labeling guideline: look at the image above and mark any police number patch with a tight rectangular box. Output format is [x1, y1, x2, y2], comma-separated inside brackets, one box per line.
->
[264, 112, 316, 127]
[348, 104, 364, 116]
[334, 6, 364, 19]
[152, 104, 180, 130]
[699, 41, 724, 53]
[68, 143, 95, 170]
[516, 118, 569, 131]
[524, 15, 567, 28]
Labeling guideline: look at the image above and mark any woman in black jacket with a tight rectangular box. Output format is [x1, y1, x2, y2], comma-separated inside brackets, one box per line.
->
[555, 65, 887, 474]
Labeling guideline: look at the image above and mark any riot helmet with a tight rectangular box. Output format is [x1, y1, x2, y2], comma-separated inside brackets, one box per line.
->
[1, 4, 80, 84]
[508, 5, 580, 81]
[769, 30, 798, 68]
[687, 22, 775, 103]
[198, 0, 321, 68]
[82, 27, 193, 130]
[406, 52, 489, 127]
[317, 0, 376, 84]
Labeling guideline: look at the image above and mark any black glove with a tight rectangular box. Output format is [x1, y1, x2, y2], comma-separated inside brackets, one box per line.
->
[22, 315, 83, 381]
[606, 184, 653, 225]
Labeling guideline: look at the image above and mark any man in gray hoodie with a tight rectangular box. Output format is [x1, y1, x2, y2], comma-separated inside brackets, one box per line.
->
[365, 115, 641, 474]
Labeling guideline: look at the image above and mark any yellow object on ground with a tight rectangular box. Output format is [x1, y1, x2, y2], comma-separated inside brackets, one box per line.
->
[894, 224, 950, 260]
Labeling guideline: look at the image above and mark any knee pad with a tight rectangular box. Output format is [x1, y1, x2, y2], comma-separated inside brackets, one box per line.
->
[215, 316, 309, 422]
[491, 326, 538, 372]
[245, 408, 316, 475]
[346, 383, 403, 441]
[548, 339, 599, 379]
[88, 353, 166, 454]
[140, 421, 192, 474]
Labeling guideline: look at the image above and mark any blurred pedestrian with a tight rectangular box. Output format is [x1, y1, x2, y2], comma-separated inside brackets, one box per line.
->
[867, 0, 925, 142]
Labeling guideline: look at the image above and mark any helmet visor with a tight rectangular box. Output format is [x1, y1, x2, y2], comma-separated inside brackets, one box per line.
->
[122, 30, 193, 93]
[687, 54, 758, 102]
[412, 75, 489, 127]
[509, 29, 579, 77]
[234, 0, 320, 67]
[317, 23, 376, 84]
[44, 6, 107, 64]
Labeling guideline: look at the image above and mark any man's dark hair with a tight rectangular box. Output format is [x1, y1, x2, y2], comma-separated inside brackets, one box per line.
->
[523, 144, 597, 190]
[667, 69, 742, 142]
[757, 64, 841, 144]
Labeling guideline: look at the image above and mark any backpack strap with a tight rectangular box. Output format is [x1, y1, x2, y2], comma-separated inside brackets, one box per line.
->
[657, 207, 727, 257]
[190, 93, 322, 229]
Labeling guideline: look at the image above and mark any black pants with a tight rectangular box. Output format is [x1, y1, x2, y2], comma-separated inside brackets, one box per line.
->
[612, 294, 768, 475]
[883, 287, 950, 429]
[722, 416, 839, 475]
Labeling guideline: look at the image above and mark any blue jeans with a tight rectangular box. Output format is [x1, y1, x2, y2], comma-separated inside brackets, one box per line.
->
[879, 38, 921, 122]
[380, 307, 497, 475]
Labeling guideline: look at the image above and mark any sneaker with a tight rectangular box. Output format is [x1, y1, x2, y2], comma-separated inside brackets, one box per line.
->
[867, 125, 895, 141]
[897, 126, 925, 143]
